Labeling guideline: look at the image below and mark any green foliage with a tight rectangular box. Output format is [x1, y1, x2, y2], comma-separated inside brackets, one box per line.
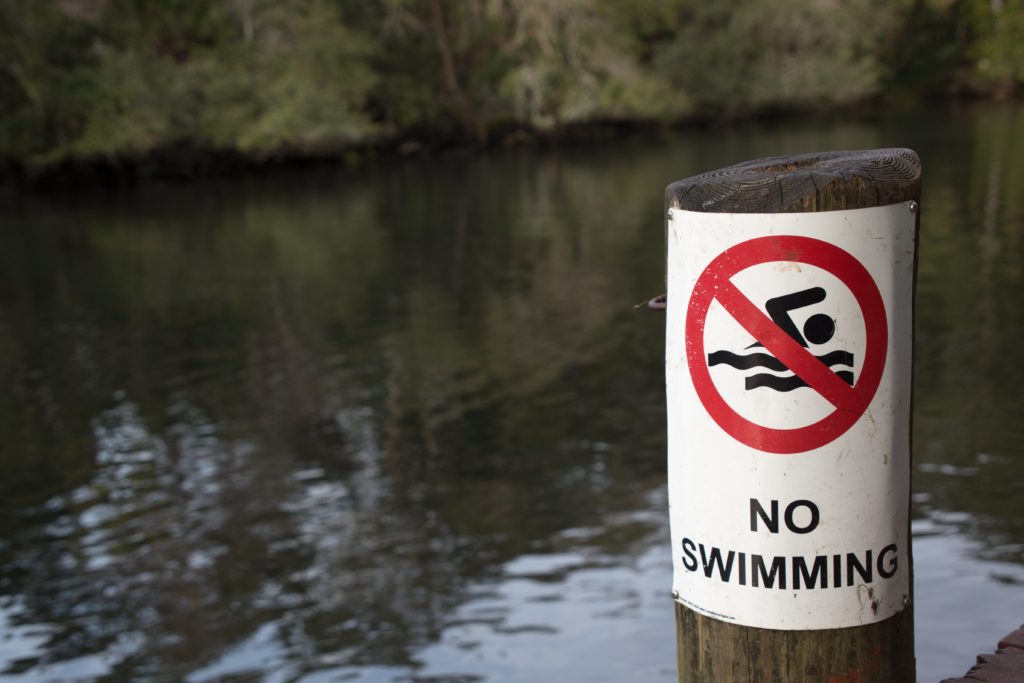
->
[494, 0, 687, 127]
[205, 1, 377, 154]
[0, 1, 98, 157]
[2, 0, 1024, 169]
[333, 0, 684, 135]
[69, 0, 376, 158]
[964, 0, 1024, 90]
[653, 0, 901, 114]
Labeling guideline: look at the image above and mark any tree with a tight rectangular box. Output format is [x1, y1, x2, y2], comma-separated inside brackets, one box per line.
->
[653, 0, 901, 115]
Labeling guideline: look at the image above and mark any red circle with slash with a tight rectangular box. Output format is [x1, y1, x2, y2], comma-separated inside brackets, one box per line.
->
[685, 236, 887, 454]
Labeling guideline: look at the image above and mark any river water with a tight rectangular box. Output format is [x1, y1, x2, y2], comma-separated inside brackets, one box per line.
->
[1, 103, 1022, 682]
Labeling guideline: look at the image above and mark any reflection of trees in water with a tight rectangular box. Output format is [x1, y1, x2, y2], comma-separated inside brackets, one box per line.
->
[5, 105, 1022, 678]
[0, 150, 670, 678]
[912, 105, 1024, 564]
[3, 108, 1024, 677]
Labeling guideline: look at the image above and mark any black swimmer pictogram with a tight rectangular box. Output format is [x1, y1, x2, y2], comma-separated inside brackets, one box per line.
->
[707, 287, 855, 392]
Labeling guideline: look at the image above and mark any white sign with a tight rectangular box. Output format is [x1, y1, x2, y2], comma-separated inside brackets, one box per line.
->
[666, 202, 916, 630]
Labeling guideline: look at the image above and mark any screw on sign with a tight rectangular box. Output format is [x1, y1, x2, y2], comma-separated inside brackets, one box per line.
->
[685, 235, 887, 454]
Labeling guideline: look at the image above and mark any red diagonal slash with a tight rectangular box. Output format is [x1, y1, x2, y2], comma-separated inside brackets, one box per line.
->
[685, 235, 886, 453]
[714, 279, 861, 411]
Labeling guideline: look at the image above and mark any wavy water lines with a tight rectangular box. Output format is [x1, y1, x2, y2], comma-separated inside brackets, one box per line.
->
[708, 349, 855, 393]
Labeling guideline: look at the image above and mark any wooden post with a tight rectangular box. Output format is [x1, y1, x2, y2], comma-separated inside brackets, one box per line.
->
[664, 149, 921, 682]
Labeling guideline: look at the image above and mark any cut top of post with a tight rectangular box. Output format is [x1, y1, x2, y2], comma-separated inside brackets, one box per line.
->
[666, 148, 922, 214]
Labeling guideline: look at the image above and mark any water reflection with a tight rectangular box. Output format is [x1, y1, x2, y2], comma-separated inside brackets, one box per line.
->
[0, 103, 1023, 682]
[913, 104, 1024, 570]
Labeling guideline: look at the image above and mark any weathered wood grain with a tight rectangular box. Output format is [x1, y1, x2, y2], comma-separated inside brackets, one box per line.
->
[666, 148, 922, 214]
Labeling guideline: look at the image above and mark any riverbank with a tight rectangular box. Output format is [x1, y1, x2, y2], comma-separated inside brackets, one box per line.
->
[2, 93, 1010, 194]
[4, 0, 1023, 193]
[0, 114, 768, 192]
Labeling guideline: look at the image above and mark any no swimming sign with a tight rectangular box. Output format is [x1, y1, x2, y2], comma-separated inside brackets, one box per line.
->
[666, 202, 916, 630]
